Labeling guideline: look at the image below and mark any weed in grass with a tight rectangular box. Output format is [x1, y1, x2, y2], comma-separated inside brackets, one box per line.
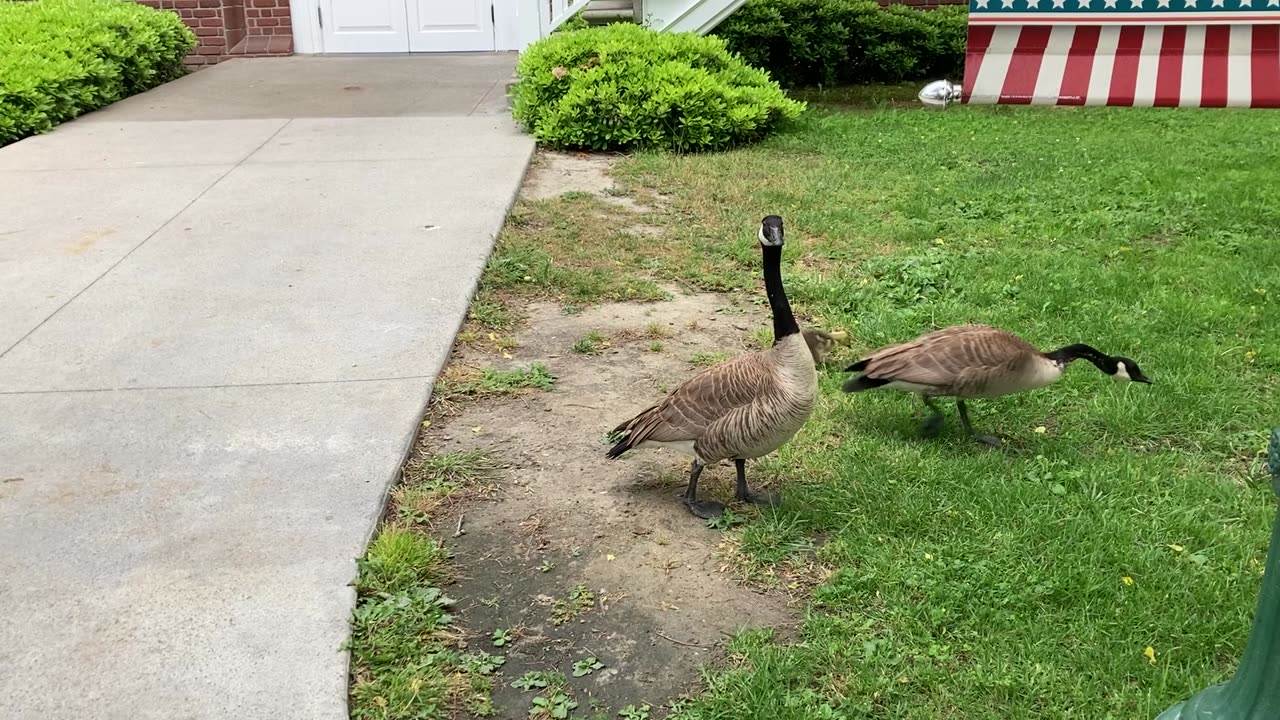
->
[468, 298, 515, 332]
[572, 330, 608, 355]
[571, 656, 605, 677]
[648, 341, 664, 352]
[618, 704, 651, 720]
[529, 690, 578, 719]
[490, 334, 518, 353]
[551, 584, 595, 626]
[750, 327, 773, 351]
[688, 351, 730, 367]
[491, 628, 512, 647]
[511, 670, 563, 691]
[408, 448, 500, 488]
[353, 528, 446, 597]
[463, 682, 497, 718]
[349, 529, 488, 720]
[706, 507, 748, 531]
[395, 449, 500, 522]
[434, 363, 555, 402]
[644, 322, 672, 339]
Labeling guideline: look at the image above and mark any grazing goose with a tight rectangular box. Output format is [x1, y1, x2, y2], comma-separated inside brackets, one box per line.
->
[606, 215, 818, 519]
[842, 324, 1151, 446]
[803, 328, 851, 365]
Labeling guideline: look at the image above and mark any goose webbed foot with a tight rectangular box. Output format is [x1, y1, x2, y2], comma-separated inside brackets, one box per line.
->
[919, 414, 944, 438]
[738, 487, 781, 507]
[920, 396, 945, 438]
[956, 400, 1001, 448]
[685, 498, 727, 519]
[682, 458, 726, 519]
[734, 459, 781, 508]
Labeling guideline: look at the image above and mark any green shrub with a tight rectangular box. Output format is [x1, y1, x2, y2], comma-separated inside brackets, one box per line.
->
[0, 0, 196, 145]
[511, 23, 805, 152]
[713, 0, 967, 87]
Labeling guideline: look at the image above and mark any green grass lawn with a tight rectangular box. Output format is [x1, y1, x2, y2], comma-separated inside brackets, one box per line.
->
[488, 99, 1280, 718]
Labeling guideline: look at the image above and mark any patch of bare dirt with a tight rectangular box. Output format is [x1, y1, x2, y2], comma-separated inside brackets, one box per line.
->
[520, 151, 656, 213]
[425, 292, 798, 718]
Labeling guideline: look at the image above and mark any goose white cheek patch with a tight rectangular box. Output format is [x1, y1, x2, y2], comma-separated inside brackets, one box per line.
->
[1113, 362, 1132, 383]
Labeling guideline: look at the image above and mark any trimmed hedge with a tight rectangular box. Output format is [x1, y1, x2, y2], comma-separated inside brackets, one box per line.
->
[713, 0, 967, 88]
[511, 23, 805, 152]
[0, 0, 196, 145]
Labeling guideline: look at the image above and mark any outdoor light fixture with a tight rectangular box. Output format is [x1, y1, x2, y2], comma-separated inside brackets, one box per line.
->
[918, 80, 962, 108]
[1157, 428, 1280, 720]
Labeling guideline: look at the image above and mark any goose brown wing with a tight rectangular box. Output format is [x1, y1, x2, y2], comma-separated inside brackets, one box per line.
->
[613, 353, 774, 445]
[861, 325, 1034, 388]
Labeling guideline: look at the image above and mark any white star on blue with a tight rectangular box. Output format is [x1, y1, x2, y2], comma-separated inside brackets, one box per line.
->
[971, 0, 1268, 10]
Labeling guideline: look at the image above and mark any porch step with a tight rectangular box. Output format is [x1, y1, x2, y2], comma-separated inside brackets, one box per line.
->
[580, 0, 639, 24]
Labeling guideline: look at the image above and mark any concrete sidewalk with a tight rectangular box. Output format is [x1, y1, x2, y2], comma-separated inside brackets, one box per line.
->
[0, 55, 534, 719]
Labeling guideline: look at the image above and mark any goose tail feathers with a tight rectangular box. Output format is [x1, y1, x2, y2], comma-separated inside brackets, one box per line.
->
[842, 373, 889, 393]
[605, 433, 633, 460]
[605, 418, 639, 460]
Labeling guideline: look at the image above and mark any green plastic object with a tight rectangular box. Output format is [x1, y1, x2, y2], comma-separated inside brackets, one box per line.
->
[1157, 428, 1280, 720]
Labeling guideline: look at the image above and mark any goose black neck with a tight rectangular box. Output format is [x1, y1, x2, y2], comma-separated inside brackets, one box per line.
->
[762, 244, 799, 342]
[1046, 343, 1113, 373]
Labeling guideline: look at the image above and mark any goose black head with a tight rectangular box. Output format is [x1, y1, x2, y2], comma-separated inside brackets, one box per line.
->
[759, 215, 784, 247]
[1110, 356, 1152, 384]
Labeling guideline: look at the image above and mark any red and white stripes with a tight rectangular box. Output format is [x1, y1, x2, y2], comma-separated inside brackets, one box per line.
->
[963, 23, 1280, 106]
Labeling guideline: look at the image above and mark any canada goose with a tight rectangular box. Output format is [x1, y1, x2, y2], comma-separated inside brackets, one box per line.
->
[842, 324, 1151, 446]
[803, 328, 851, 365]
[606, 215, 818, 518]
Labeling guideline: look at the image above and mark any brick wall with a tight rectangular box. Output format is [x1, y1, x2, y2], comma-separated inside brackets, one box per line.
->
[135, 0, 293, 66]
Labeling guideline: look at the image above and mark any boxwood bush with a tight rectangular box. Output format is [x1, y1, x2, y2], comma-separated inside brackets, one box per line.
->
[511, 23, 805, 152]
[713, 0, 967, 88]
[0, 0, 196, 145]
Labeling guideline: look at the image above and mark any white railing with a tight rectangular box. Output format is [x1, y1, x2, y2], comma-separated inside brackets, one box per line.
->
[519, 0, 743, 49]
[643, 0, 747, 34]
[541, 0, 587, 35]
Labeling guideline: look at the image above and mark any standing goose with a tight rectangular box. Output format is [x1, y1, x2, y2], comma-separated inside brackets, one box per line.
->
[605, 215, 818, 519]
[842, 324, 1151, 446]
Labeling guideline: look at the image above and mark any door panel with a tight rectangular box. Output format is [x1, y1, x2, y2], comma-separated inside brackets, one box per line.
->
[407, 0, 495, 52]
[320, 0, 409, 53]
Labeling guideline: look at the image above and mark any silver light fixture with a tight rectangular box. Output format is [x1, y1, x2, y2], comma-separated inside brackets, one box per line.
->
[919, 80, 962, 108]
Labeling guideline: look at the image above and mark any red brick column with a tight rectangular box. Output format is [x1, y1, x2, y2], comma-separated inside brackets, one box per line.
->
[134, 0, 292, 66]
[241, 0, 294, 56]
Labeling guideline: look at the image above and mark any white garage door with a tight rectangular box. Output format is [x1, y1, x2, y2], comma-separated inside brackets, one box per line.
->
[320, 0, 495, 53]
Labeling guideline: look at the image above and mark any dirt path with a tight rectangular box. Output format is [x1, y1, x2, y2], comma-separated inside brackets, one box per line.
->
[414, 154, 799, 718]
